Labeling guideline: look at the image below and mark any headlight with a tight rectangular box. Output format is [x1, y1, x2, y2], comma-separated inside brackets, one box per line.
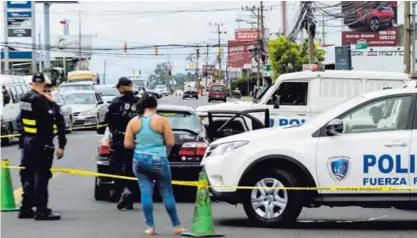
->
[80, 110, 94, 117]
[206, 141, 248, 157]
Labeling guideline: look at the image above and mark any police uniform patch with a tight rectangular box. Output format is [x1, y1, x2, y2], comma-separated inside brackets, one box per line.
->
[131, 105, 136, 111]
[124, 103, 131, 110]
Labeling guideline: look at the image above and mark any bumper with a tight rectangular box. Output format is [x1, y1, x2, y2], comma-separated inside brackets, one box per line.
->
[209, 96, 226, 100]
[207, 174, 240, 204]
[73, 116, 97, 127]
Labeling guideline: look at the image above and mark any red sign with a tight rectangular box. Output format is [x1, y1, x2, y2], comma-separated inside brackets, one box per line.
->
[227, 40, 253, 68]
[202, 65, 216, 76]
[235, 29, 258, 41]
[341, 26, 399, 47]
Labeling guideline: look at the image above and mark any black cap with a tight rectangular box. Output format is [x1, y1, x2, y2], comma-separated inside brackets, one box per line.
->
[32, 72, 45, 83]
[116, 77, 132, 88]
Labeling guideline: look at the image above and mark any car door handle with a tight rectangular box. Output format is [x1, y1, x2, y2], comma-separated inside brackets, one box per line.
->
[384, 143, 407, 147]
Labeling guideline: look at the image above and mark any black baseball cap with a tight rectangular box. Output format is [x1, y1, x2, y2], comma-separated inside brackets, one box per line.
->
[32, 72, 45, 83]
[116, 77, 132, 88]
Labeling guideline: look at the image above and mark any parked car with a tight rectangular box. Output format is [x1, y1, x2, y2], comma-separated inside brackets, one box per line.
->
[94, 85, 120, 104]
[57, 81, 96, 94]
[52, 92, 73, 133]
[155, 85, 168, 96]
[94, 105, 270, 202]
[62, 90, 107, 128]
[208, 84, 227, 102]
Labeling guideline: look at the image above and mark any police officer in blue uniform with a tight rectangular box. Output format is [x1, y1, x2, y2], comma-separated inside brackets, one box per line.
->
[105, 77, 140, 210]
[18, 73, 63, 220]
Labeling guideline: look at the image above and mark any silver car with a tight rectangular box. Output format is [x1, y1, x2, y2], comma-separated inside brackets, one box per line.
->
[94, 85, 120, 104]
[52, 92, 73, 133]
[62, 90, 108, 128]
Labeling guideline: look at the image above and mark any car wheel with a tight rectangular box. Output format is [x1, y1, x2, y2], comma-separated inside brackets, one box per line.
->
[1, 136, 11, 146]
[208, 99, 211, 103]
[183, 96, 185, 100]
[369, 17, 380, 31]
[196, 96, 199, 100]
[242, 168, 302, 227]
[94, 177, 110, 201]
[223, 99, 227, 102]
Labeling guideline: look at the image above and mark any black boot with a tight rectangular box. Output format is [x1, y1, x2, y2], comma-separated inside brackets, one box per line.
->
[18, 207, 34, 219]
[117, 192, 133, 210]
[34, 208, 61, 220]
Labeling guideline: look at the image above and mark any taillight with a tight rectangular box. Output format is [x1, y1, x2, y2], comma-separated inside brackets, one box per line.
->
[178, 142, 207, 157]
[98, 140, 111, 155]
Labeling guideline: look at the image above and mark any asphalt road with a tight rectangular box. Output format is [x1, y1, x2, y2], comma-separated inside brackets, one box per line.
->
[2, 95, 417, 238]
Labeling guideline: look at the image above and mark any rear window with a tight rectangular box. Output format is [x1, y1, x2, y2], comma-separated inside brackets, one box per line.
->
[58, 84, 94, 92]
[210, 85, 225, 91]
[158, 111, 201, 132]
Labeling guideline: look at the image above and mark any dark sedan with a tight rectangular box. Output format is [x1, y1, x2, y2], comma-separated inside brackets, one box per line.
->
[94, 105, 270, 202]
[182, 89, 199, 100]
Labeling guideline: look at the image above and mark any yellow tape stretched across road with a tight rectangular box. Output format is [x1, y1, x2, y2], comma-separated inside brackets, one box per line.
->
[3, 165, 417, 191]
[0, 124, 108, 139]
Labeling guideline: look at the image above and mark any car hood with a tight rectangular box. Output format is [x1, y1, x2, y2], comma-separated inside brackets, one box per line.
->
[70, 104, 96, 113]
[209, 124, 309, 146]
[196, 101, 266, 114]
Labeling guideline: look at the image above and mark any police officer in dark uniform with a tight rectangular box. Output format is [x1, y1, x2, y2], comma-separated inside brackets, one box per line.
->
[18, 73, 63, 220]
[105, 77, 140, 210]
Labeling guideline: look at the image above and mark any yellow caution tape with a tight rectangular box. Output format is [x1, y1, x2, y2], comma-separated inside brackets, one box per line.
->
[0, 124, 108, 139]
[3, 165, 417, 191]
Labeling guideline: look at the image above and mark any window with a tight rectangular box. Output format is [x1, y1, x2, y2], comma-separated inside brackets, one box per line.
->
[210, 85, 225, 91]
[16, 85, 25, 99]
[9, 86, 19, 102]
[158, 111, 201, 132]
[267, 82, 309, 106]
[340, 96, 411, 134]
[95, 93, 102, 103]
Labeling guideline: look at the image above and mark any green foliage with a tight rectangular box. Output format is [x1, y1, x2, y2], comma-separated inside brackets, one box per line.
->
[149, 62, 170, 87]
[267, 36, 326, 80]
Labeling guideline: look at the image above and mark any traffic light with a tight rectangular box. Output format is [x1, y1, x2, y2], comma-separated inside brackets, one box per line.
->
[123, 41, 127, 53]
[154, 46, 158, 56]
[196, 48, 200, 58]
[217, 47, 221, 57]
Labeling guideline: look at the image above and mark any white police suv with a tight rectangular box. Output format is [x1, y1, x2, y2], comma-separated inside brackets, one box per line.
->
[201, 87, 417, 226]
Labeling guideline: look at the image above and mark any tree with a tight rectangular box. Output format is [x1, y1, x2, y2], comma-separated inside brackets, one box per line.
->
[267, 36, 325, 80]
[149, 62, 170, 87]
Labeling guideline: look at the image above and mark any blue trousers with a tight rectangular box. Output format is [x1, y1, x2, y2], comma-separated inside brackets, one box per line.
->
[132, 153, 181, 228]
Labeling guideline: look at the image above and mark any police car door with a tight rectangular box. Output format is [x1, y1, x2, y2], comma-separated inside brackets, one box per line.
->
[315, 94, 414, 198]
[264, 81, 310, 127]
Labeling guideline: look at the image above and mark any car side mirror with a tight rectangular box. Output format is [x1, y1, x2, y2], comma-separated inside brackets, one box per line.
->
[97, 126, 106, 135]
[97, 101, 104, 105]
[326, 119, 344, 136]
[273, 95, 281, 109]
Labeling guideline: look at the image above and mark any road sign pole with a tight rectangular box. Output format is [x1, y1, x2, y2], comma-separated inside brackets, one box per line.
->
[3, 1, 9, 74]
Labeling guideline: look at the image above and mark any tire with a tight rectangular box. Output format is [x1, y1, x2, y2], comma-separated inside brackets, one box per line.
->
[389, 19, 394, 28]
[94, 177, 110, 201]
[242, 168, 302, 227]
[208, 99, 211, 103]
[223, 99, 227, 102]
[369, 17, 380, 31]
[196, 96, 199, 100]
[183, 96, 185, 100]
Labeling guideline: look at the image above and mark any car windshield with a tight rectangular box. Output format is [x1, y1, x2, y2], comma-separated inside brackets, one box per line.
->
[156, 85, 166, 89]
[64, 93, 95, 105]
[132, 80, 145, 88]
[157, 111, 201, 132]
[58, 85, 94, 92]
[211, 85, 224, 91]
[96, 86, 119, 96]
[52, 93, 64, 105]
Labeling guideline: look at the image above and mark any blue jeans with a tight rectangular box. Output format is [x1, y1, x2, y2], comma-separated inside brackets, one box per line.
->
[132, 153, 181, 228]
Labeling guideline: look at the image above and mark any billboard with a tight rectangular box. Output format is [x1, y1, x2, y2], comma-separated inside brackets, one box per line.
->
[202, 65, 216, 76]
[6, 1, 32, 9]
[235, 29, 259, 41]
[51, 35, 93, 58]
[227, 40, 253, 68]
[341, 1, 398, 47]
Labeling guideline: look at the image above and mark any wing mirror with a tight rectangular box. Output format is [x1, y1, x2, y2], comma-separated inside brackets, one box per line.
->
[273, 95, 281, 109]
[97, 101, 104, 105]
[326, 119, 344, 136]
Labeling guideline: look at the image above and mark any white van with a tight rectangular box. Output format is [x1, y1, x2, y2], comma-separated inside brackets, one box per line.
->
[196, 70, 410, 128]
[1, 75, 31, 145]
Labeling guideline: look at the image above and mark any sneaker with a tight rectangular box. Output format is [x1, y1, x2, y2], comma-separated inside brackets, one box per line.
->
[117, 192, 133, 210]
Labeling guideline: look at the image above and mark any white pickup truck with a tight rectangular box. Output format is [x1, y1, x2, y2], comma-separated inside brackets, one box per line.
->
[196, 70, 409, 128]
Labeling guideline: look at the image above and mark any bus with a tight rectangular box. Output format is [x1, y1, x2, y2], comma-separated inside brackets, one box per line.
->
[67, 70, 98, 84]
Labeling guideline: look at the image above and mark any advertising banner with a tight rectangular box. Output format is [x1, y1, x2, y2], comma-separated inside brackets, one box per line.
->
[51, 35, 93, 58]
[202, 65, 216, 76]
[341, 1, 398, 46]
[227, 40, 252, 69]
[8, 28, 31, 37]
[235, 29, 259, 41]
[7, 1, 32, 9]
[335, 46, 352, 70]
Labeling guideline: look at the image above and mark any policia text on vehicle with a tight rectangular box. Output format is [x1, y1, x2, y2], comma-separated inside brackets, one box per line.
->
[104, 77, 140, 209]
[18, 73, 66, 221]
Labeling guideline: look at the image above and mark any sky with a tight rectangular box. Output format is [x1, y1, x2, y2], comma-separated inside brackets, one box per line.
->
[0, 1, 408, 84]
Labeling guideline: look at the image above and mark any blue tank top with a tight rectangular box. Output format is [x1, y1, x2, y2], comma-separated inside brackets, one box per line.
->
[134, 114, 167, 158]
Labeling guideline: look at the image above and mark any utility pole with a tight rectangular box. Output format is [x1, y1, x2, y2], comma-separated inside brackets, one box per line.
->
[306, 1, 315, 64]
[404, 1, 411, 73]
[322, 15, 326, 46]
[3, 1, 9, 74]
[196, 43, 200, 91]
[256, 7, 261, 87]
[78, 10, 82, 70]
[210, 22, 226, 82]
[205, 44, 209, 93]
[411, 1, 416, 73]
[44, 3, 51, 75]
[103, 60, 107, 84]
[31, 1, 37, 73]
